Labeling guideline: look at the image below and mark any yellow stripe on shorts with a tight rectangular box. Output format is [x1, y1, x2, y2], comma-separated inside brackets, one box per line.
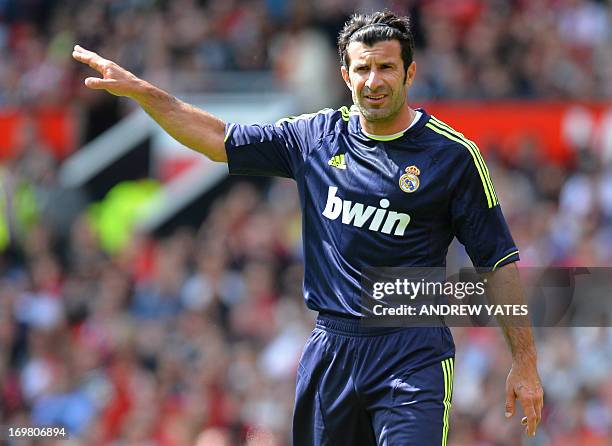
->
[441, 357, 454, 446]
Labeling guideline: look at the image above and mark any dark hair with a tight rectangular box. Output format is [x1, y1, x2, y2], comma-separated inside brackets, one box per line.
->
[337, 11, 414, 71]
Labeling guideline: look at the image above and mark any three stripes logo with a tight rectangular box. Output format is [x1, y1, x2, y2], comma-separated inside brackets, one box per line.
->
[328, 154, 347, 170]
[425, 116, 499, 208]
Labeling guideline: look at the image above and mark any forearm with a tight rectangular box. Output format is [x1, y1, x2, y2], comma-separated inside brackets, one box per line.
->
[484, 263, 543, 434]
[72, 45, 228, 162]
[132, 81, 228, 162]
[482, 263, 537, 363]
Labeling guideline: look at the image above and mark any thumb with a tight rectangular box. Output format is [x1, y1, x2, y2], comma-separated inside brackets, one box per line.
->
[505, 387, 516, 418]
[84, 77, 116, 90]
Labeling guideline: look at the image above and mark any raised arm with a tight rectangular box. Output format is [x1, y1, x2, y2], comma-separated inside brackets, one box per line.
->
[72, 45, 227, 162]
[482, 262, 544, 437]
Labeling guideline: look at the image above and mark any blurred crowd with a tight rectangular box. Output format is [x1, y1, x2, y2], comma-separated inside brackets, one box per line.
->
[0, 171, 315, 445]
[1, 0, 611, 107]
[1, 0, 612, 445]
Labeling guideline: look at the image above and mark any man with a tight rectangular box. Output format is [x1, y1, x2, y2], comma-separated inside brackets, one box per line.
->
[73, 10, 543, 445]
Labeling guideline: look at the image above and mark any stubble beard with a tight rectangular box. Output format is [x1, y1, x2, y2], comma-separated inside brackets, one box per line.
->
[354, 87, 407, 123]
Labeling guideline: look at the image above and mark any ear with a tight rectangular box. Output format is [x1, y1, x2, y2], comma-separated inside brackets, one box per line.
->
[405, 61, 417, 87]
[341, 65, 352, 91]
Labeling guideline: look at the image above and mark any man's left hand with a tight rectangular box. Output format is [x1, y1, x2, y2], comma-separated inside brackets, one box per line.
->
[504, 360, 544, 436]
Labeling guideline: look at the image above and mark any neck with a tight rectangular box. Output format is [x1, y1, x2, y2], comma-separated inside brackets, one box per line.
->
[360, 105, 415, 135]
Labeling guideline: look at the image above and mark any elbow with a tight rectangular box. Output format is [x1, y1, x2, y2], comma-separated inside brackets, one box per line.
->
[207, 150, 228, 163]
[190, 141, 227, 163]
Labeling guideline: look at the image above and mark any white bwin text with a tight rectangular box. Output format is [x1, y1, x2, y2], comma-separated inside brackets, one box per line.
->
[322, 186, 410, 236]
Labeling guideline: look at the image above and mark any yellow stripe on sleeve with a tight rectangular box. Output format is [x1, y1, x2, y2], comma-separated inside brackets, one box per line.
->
[275, 108, 335, 126]
[339, 106, 351, 122]
[425, 122, 496, 208]
[430, 117, 499, 205]
[492, 250, 520, 271]
[224, 123, 235, 143]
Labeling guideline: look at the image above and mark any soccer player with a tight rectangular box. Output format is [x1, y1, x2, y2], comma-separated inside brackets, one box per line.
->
[73, 10, 543, 445]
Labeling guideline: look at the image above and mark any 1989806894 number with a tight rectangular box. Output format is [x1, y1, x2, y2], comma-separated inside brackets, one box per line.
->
[5, 426, 68, 439]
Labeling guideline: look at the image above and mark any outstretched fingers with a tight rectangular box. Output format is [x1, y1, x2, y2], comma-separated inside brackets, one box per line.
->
[72, 45, 124, 92]
[84, 77, 117, 90]
[72, 45, 108, 73]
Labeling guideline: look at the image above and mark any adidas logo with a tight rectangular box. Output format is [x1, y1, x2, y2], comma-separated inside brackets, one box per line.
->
[328, 154, 346, 170]
[322, 186, 411, 236]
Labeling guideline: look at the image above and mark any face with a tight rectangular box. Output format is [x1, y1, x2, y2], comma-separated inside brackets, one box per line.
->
[341, 40, 416, 123]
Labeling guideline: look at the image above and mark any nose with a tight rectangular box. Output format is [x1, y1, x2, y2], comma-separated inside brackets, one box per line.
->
[365, 68, 383, 91]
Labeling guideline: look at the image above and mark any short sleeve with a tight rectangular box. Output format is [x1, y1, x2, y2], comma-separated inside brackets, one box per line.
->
[224, 118, 315, 179]
[450, 152, 519, 271]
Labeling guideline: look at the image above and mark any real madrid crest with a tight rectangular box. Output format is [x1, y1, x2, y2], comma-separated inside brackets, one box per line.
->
[399, 165, 420, 193]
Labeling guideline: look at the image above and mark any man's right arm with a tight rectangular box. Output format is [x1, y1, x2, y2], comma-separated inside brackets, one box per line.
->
[72, 45, 227, 162]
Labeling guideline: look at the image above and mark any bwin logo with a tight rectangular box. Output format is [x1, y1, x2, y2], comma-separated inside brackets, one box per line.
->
[322, 186, 411, 236]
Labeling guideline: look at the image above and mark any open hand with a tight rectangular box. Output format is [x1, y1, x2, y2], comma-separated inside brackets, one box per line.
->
[72, 45, 143, 98]
[505, 361, 544, 436]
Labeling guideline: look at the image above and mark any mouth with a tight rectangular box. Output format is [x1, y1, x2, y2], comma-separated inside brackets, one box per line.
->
[363, 94, 387, 104]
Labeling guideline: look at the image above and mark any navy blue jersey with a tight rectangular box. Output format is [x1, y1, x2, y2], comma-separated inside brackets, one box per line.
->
[224, 106, 519, 317]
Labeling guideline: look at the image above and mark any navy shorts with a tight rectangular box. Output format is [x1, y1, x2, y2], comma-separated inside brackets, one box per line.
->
[293, 313, 455, 446]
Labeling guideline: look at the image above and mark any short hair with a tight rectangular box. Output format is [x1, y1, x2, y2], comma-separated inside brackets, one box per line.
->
[337, 11, 414, 71]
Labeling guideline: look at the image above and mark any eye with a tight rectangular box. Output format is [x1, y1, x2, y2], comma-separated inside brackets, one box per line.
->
[356, 66, 369, 72]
